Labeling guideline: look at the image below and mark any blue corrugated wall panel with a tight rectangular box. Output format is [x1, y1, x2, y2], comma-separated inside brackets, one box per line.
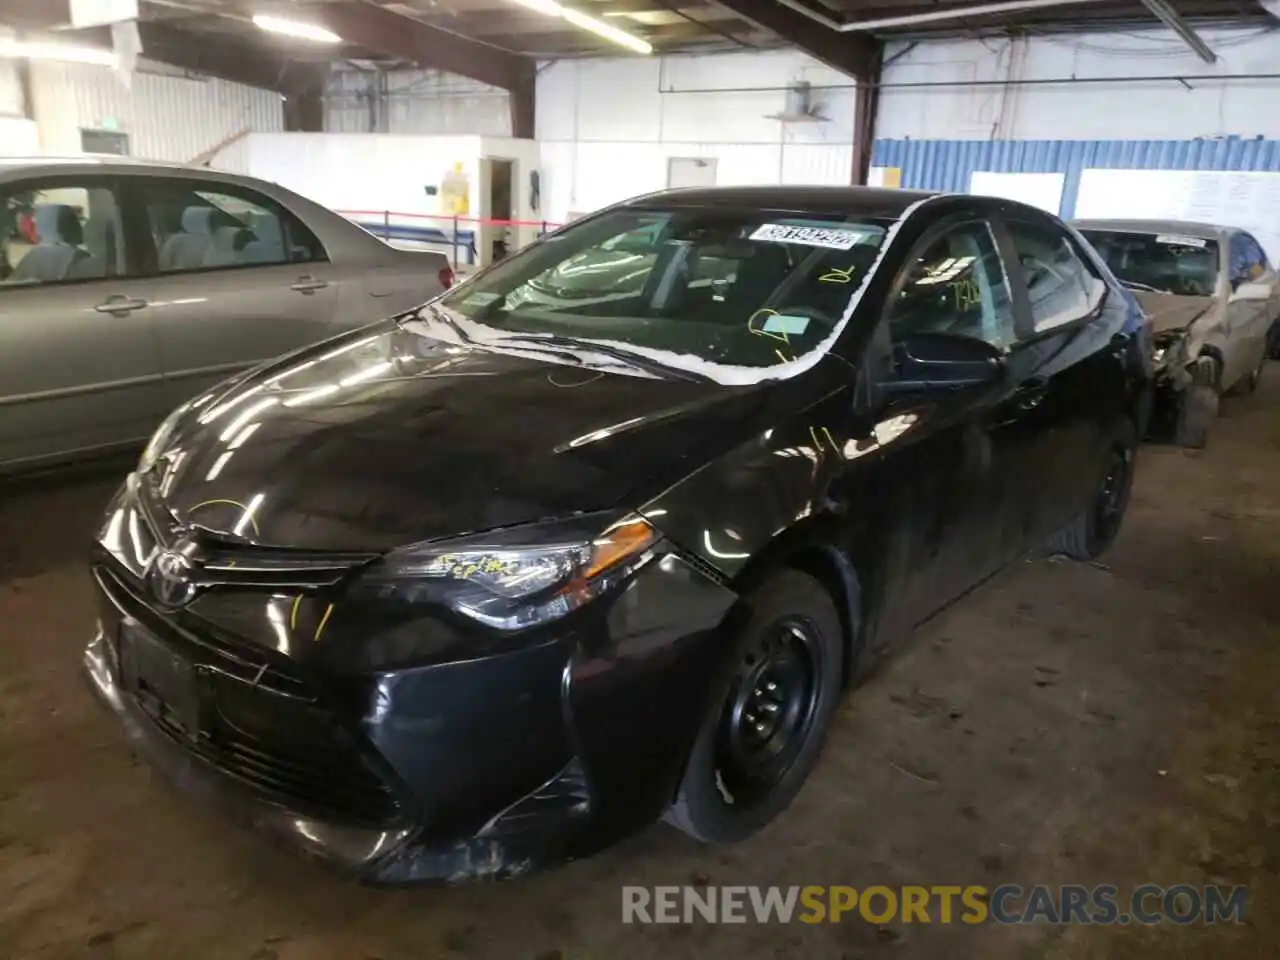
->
[871, 137, 1280, 217]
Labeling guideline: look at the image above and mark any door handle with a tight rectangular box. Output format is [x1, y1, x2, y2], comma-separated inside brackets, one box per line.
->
[1013, 378, 1048, 410]
[94, 295, 148, 316]
[290, 276, 329, 294]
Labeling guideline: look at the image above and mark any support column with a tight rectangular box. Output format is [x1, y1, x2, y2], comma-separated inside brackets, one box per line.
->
[851, 43, 883, 186]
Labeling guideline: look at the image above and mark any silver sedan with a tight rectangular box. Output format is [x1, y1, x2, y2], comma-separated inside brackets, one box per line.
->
[0, 157, 451, 474]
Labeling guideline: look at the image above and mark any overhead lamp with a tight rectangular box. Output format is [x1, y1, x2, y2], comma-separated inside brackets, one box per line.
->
[508, 0, 652, 55]
[561, 8, 652, 54]
[0, 37, 119, 66]
[252, 13, 343, 44]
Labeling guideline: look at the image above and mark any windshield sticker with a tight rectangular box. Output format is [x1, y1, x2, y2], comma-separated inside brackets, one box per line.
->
[461, 292, 502, 308]
[761, 313, 811, 336]
[1156, 234, 1208, 248]
[750, 223, 868, 251]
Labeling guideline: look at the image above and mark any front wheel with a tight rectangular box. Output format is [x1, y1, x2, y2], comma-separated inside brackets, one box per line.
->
[666, 570, 844, 844]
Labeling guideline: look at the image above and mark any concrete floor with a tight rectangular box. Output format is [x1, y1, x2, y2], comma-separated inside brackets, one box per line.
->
[1, 371, 1277, 960]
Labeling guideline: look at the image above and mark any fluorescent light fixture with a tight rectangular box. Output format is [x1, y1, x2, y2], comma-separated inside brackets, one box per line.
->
[561, 8, 652, 54]
[507, 0, 652, 54]
[0, 37, 118, 66]
[252, 13, 342, 44]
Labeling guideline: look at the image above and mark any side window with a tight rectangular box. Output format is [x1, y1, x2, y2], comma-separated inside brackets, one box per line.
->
[888, 220, 1016, 348]
[140, 180, 325, 275]
[1006, 219, 1105, 333]
[1231, 232, 1268, 285]
[0, 181, 125, 287]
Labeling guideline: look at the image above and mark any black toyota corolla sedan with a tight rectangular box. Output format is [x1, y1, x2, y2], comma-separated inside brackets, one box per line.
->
[86, 187, 1152, 883]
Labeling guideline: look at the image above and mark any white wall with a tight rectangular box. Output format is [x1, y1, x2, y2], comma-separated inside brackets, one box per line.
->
[243, 132, 485, 220]
[536, 50, 860, 224]
[2, 59, 283, 165]
[327, 68, 511, 137]
[878, 26, 1280, 141]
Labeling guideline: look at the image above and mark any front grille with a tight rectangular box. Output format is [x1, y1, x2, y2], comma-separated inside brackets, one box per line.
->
[95, 560, 311, 700]
[94, 560, 401, 827]
[135, 471, 379, 590]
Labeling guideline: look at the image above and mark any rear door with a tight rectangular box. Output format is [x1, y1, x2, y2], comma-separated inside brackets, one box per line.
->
[997, 212, 1129, 545]
[117, 175, 339, 410]
[0, 174, 166, 471]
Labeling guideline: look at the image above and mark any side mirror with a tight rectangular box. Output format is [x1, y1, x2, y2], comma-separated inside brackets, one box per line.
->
[882, 332, 1005, 394]
[1231, 281, 1272, 303]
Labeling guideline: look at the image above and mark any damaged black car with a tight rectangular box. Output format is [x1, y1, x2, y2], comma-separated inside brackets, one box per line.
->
[87, 187, 1151, 883]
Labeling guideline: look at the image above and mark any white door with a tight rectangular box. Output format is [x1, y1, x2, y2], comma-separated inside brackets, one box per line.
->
[667, 158, 717, 189]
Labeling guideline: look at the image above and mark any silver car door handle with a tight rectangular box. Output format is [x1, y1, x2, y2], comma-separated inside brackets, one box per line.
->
[290, 277, 329, 294]
[94, 296, 148, 315]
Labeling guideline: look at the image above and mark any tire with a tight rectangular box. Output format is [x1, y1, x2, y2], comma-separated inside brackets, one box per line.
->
[666, 570, 843, 844]
[1175, 356, 1220, 449]
[1045, 420, 1138, 562]
[1267, 320, 1280, 361]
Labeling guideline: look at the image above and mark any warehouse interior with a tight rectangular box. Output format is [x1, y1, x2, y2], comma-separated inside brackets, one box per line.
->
[1, 0, 1279, 956]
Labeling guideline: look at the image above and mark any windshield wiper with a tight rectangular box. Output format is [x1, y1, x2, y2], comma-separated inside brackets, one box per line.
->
[496, 334, 711, 383]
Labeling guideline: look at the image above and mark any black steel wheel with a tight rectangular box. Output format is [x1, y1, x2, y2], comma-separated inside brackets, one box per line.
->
[666, 570, 844, 843]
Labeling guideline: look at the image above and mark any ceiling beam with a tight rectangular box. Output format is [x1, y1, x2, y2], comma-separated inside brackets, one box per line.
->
[706, 0, 880, 77]
[134, 22, 301, 92]
[1140, 0, 1218, 62]
[314, 1, 536, 92]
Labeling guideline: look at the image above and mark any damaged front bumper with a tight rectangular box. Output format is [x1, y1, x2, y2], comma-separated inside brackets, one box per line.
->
[84, 543, 737, 885]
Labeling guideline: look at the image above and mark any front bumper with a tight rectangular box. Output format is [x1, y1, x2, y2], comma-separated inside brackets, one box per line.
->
[86, 515, 737, 884]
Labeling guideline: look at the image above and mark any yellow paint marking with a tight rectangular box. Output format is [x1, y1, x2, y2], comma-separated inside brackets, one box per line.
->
[313, 603, 334, 643]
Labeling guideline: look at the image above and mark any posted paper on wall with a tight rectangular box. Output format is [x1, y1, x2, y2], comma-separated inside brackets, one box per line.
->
[969, 172, 1066, 215]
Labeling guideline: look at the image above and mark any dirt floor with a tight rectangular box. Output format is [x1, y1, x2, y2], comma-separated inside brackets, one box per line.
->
[1, 370, 1277, 960]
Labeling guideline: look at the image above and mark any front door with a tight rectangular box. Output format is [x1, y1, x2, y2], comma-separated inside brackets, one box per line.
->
[0, 175, 166, 470]
[119, 175, 339, 410]
[866, 215, 1030, 639]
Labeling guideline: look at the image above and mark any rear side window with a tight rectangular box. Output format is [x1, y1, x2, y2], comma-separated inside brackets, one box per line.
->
[1007, 220, 1106, 333]
[0, 180, 126, 287]
[138, 179, 326, 275]
[1229, 232, 1268, 287]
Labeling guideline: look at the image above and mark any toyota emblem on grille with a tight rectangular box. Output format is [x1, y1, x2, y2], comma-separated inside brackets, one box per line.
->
[149, 546, 198, 609]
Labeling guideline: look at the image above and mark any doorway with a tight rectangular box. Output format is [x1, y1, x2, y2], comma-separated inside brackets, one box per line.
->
[487, 158, 514, 263]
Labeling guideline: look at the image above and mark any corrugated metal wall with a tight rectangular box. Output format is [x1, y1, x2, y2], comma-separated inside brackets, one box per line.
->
[872, 137, 1280, 217]
[27, 61, 282, 165]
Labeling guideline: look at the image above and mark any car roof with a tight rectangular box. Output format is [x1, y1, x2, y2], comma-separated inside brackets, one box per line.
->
[1072, 218, 1227, 239]
[626, 185, 940, 218]
[0, 156, 273, 187]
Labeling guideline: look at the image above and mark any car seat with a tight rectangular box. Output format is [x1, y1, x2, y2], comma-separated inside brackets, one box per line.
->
[242, 214, 286, 264]
[70, 215, 118, 279]
[159, 207, 215, 271]
[203, 225, 244, 268]
[11, 204, 87, 282]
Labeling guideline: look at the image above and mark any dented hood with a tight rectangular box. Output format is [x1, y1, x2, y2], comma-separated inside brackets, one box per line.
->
[146, 322, 775, 551]
[1133, 291, 1218, 335]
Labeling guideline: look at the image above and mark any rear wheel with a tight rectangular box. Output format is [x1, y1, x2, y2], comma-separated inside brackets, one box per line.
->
[666, 570, 843, 843]
[1045, 420, 1137, 562]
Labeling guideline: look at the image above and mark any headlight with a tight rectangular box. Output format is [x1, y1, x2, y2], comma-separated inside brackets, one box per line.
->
[366, 515, 658, 630]
[137, 402, 190, 474]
